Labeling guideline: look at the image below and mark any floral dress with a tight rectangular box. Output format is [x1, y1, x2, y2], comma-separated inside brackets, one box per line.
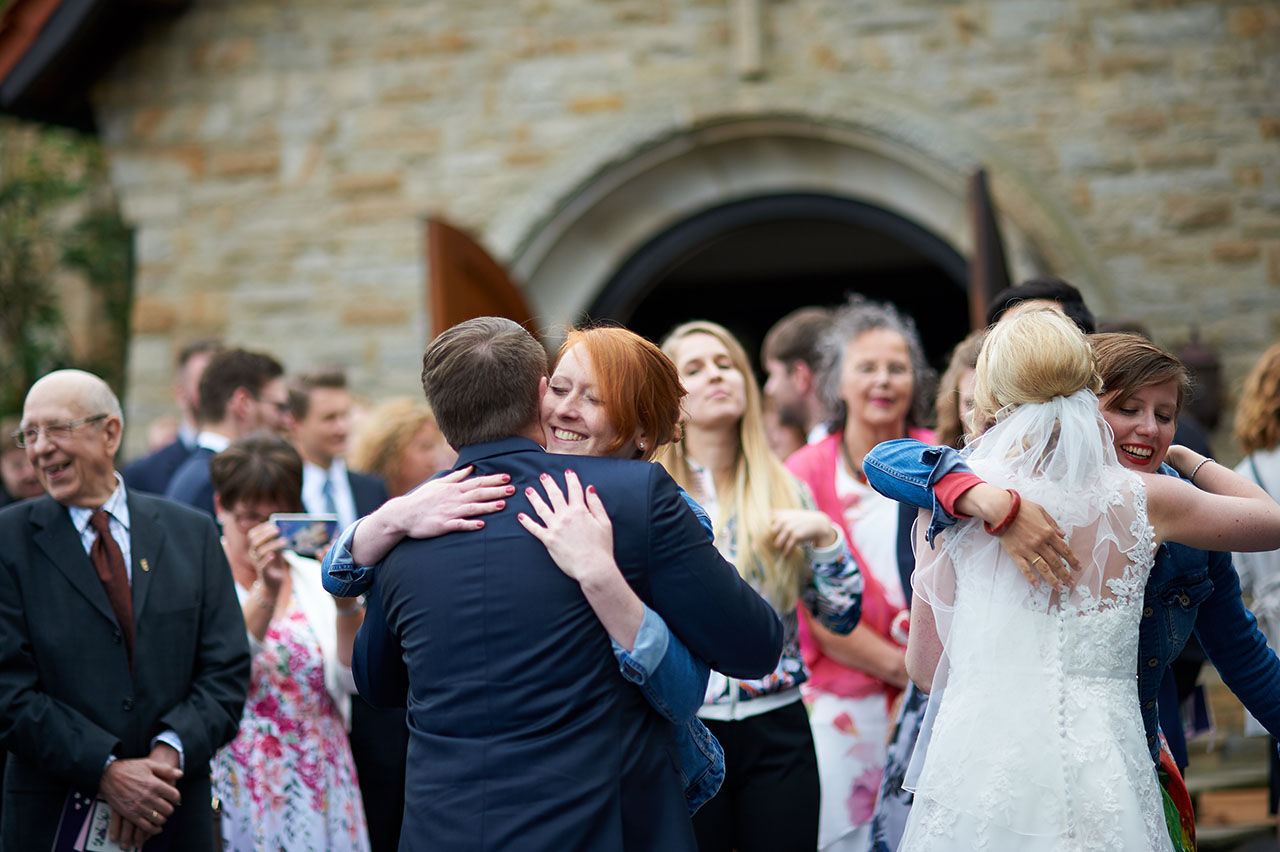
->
[212, 600, 370, 852]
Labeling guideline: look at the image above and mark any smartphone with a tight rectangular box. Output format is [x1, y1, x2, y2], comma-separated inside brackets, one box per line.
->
[268, 514, 339, 559]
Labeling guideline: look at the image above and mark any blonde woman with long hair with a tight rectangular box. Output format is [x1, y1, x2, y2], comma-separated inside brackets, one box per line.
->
[656, 320, 864, 852]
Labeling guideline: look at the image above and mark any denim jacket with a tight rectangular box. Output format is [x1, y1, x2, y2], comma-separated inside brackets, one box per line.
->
[864, 438, 1280, 765]
[321, 486, 726, 813]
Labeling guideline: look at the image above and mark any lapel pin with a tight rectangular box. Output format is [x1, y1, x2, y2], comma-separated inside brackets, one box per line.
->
[140, 558, 150, 573]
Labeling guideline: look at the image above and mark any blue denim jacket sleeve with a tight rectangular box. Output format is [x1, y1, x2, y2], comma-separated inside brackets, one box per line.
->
[1194, 547, 1280, 738]
[612, 606, 710, 725]
[863, 438, 974, 546]
[320, 518, 373, 597]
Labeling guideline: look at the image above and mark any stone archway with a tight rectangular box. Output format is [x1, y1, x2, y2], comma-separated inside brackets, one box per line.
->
[498, 115, 1109, 339]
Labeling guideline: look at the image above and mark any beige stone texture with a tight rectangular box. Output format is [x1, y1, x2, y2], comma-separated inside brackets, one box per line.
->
[84, 0, 1280, 458]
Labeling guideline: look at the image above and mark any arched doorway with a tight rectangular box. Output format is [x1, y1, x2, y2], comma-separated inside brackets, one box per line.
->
[587, 193, 969, 370]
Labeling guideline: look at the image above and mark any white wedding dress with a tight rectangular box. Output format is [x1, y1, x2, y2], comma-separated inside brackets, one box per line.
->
[899, 390, 1174, 852]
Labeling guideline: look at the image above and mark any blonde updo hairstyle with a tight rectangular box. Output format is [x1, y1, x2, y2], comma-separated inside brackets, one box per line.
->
[974, 306, 1102, 425]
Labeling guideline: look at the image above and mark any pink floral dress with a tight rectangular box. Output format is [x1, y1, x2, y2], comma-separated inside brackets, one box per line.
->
[212, 601, 370, 852]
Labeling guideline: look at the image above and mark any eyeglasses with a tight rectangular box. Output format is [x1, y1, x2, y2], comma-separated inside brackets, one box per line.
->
[12, 414, 109, 448]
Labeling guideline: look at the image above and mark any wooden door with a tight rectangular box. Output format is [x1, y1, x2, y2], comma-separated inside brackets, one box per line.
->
[425, 217, 537, 339]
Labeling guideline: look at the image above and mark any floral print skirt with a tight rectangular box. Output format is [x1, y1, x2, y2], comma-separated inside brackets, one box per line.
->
[805, 688, 892, 852]
[213, 606, 370, 852]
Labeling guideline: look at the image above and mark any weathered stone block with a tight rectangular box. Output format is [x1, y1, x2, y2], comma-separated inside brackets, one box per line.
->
[209, 149, 280, 178]
[1213, 241, 1261, 263]
[1163, 195, 1234, 231]
[132, 297, 179, 333]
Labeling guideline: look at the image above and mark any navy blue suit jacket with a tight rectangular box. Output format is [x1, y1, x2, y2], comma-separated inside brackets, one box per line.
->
[0, 492, 250, 851]
[353, 437, 783, 852]
[347, 470, 388, 519]
[164, 447, 217, 518]
[121, 438, 194, 496]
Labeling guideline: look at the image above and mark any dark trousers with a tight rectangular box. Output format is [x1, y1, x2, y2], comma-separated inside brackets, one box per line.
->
[692, 699, 820, 852]
[348, 698, 410, 852]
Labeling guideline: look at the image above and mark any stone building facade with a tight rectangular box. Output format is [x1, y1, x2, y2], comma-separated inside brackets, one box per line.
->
[50, 0, 1280, 454]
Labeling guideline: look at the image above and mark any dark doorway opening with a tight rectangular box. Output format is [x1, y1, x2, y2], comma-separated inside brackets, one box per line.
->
[586, 194, 970, 373]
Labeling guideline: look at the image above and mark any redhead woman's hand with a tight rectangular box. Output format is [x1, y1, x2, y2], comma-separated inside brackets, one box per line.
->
[247, 521, 289, 596]
[400, 466, 514, 537]
[518, 470, 616, 582]
[770, 509, 838, 556]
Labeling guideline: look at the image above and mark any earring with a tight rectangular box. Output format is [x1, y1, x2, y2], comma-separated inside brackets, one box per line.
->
[638, 442, 646, 451]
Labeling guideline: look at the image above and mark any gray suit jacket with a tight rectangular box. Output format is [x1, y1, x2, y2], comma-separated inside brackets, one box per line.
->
[0, 492, 250, 851]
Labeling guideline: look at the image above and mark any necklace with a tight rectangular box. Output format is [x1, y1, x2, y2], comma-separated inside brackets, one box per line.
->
[839, 439, 868, 485]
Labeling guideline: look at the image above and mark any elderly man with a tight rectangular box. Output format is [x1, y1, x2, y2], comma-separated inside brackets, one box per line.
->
[0, 370, 250, 851]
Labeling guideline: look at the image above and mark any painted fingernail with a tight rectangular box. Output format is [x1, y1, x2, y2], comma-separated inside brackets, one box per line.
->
[495, 501, 505, 509]
[501, 474, 510, 483]
[541, 473, 550, 480]
[517, 513, 527, 521]
[506, 486, 516, 494]
[587, 485, 596, 494]
[525, 487, 535, 495]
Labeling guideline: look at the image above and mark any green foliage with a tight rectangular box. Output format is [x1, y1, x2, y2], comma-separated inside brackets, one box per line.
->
[0, 119, 131, 415]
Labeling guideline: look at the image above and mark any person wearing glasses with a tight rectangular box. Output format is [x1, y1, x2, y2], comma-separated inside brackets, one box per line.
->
[167, 348, 289, 518]
[0, 369, 250, 851]
[209, 434, 371, 852]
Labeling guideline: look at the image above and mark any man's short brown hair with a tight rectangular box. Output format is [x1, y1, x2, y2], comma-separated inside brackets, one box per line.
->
[196, 349, 285, 425]
[287, 369, 347, 421]
[761, 307, 833, 371]
[421, 317, 548, 448]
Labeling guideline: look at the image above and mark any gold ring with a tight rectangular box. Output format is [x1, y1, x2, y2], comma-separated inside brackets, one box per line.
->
[151, 809, 160, 823]
[1031, 556, 1045, 565]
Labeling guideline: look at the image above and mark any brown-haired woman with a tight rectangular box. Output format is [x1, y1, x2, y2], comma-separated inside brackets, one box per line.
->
[933, 331, 985, 450]
[210, 434, 369, 852]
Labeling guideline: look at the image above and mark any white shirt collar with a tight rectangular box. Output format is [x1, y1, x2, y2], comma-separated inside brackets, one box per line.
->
[68, 472, 131, 534]
[195, 431, 231, 453]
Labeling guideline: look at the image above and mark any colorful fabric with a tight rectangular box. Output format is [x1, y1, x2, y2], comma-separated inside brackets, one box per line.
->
[213, 603, 369, 852]
[1157, 735, 1196, 852]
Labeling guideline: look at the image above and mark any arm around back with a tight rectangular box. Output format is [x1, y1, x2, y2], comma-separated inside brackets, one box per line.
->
[642, 465, 782, 680]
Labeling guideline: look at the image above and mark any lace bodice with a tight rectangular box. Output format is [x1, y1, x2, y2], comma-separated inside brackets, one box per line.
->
[900, 394, 1172, 852]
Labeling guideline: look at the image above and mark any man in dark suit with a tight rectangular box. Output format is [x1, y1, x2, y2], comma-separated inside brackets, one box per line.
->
[166, 348, 288, 518]
[0, 369, 251, 851]
[351, 317, 784, 852]
[121, 339, 221, 495]
[286, 368, 405, 852]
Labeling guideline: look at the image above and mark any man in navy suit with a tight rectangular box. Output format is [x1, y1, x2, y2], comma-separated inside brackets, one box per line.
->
[121, 340, 221, 495]
[351, 317, 784, 852]
[166, 348, 288, 517]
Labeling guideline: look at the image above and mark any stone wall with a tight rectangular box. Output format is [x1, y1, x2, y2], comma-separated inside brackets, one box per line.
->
[91, 0, 1280, 457]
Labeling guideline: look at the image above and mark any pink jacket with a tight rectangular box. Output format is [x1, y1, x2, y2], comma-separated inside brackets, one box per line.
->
[786, 429, 934, 701]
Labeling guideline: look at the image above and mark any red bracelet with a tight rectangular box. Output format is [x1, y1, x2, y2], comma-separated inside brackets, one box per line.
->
[983, 489, 1021, 536]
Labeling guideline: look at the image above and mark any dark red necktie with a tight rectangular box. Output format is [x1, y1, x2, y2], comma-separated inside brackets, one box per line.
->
[89, 510, 133, 666]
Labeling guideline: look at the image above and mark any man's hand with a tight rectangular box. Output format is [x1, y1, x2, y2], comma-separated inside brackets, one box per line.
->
[100, 752, 183, 850]
[350, 467, 513, 565]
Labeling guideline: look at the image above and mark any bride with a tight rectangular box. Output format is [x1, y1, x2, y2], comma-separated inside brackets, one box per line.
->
[899, 308, 1280, 852]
